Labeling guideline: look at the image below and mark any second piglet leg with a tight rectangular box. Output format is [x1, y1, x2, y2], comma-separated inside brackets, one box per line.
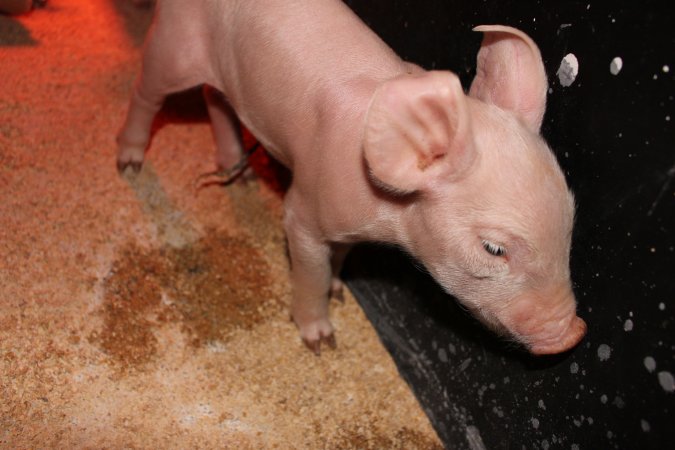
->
[284, 210, 335, 355]
[202, 85, 244, 171]
[330, 244, 351, 302]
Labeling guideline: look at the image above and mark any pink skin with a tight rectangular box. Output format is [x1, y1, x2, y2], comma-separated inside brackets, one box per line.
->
[117, 0, 586, 355]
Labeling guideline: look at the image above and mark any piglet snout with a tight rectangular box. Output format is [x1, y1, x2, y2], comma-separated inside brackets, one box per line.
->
[529, 316, 587, 355]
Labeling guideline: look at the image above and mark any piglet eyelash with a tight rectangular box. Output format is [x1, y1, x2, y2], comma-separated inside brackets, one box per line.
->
[482, 239, 506, 257]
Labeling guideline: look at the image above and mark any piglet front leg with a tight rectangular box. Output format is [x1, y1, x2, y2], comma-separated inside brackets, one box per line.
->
[284, 208, 336, 355]
[329, 244, 351, 302]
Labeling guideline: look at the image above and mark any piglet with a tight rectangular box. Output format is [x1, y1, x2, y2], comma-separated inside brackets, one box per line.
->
[117, 0, 586, 355]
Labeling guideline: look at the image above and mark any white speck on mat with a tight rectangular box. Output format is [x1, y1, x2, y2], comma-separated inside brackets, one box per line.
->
[558, 53, 579, 86]
[610, 57, 623, 75]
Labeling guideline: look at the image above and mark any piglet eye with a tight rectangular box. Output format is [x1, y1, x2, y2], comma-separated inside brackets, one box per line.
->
[482, 240, 506, 257]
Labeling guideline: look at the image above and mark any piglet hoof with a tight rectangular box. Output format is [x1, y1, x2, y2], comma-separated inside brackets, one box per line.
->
[116, 136, 146, 175]
[116, 159, 143, 175]
[304, 334, 337, 356]
[298, 319, 336, 356]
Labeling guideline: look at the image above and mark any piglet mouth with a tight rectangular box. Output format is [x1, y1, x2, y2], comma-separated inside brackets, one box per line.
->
[527, 316, 587, 355]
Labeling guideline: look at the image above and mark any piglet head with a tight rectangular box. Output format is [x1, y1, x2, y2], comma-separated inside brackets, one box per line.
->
[363, 25, 586, 355]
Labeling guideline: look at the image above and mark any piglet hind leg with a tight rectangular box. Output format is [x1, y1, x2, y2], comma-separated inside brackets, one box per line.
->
[284, 211, 336, 355]
[116, 51, 169, 173]
[116, 18, 206, 174]
[116, 77, 161, 173]
[202, 85, 244, 172]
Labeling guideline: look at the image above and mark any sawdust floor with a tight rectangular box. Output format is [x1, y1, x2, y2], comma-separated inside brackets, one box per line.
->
[0, 1, 441, 448]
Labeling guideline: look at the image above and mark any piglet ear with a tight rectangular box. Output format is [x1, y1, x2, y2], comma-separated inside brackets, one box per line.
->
[363, 71, 474, 193]
[469, 25, 548, 133]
